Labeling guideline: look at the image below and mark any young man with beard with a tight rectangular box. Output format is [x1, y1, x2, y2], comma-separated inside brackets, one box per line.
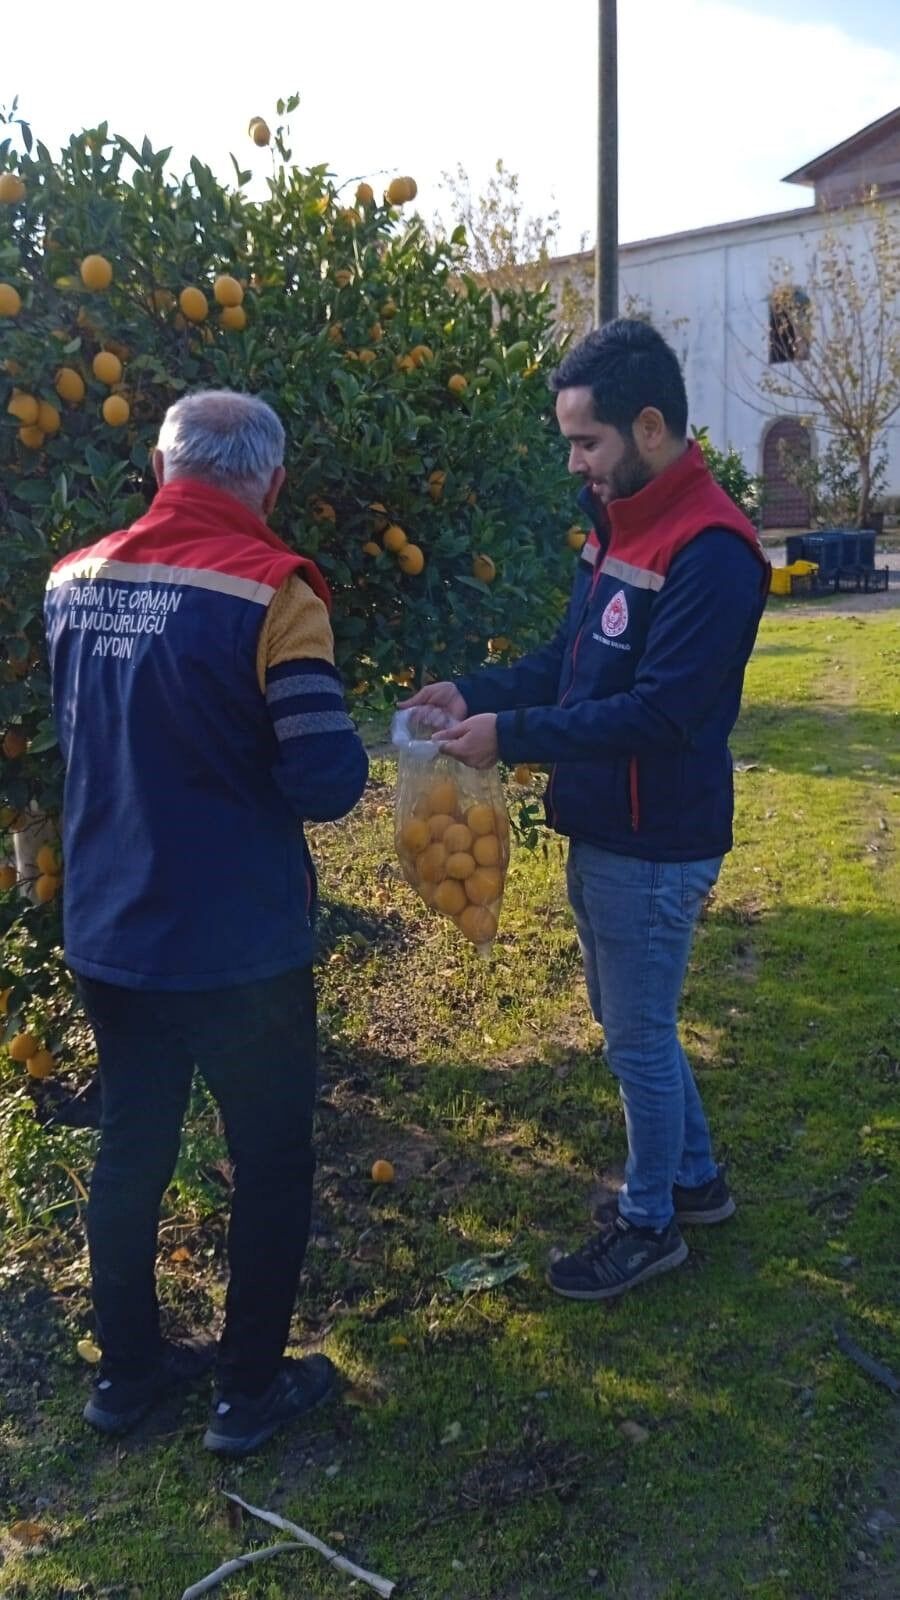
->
[403, 319, 769, 1301]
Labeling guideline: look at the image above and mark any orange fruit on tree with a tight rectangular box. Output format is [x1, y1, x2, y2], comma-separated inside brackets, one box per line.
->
[18, 425, 45, 450]
[179, 286, 209, 323]
[427, 779, 459, 815]
[395, 354, 415, 374]
[37, 401, 61, 434]
[397, 543, 425, 576]
[567, 526, 587, 551]
[386, 176, 417, 205]
[0, 283, 22, 317]
[472, 554, 496, 583]
[368, 322, 384, 342]
[400, 817, 430, 854]
[92, 351, 123, 386]
[410, 344, 433, 366]
[371, 1159, 395, 1183]
[465, 866, 502, 905]
[0, 173, 26, 204]
[327, 321, 343, 345]
[0, 864, 17, 891]
[35, 873, 60, 902]
[369, 503, 389, 531]
[7, 391, 39, 425]
[446, 851, 476, 880]
[36, 845, 60, 875]
[358, 348, 376, 365]
[466, 804, 496, 837]
[55, 367, 85, 403]
[220, 304, 247, 331]
[2, 729, 27, 759]
[443, 823, 473, 855]
[383, 524, 408, 553]
[434, 878, 467, 915]
[26, 1049, 55, 1079]
[80, 254, 113, 291]
[102, 395, 130, 427]
[334, 268, 353, 288]
[362, 540, 381, 557]
[448, 373, 468, 396]
[417, 842, 447, 883]
[428, 470, 446, 502]
[356, 182, 374, 207]
[473, 833, 502, 867]
[7, 1032, 39, 1062]
[249, 117, 271, 146]
[457, 904, 498, 946]
[213, 273, 243, 307]
[312, 500, 337, 523]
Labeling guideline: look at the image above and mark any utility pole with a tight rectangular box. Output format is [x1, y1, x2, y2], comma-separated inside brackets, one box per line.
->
[595, 0, 619, 328]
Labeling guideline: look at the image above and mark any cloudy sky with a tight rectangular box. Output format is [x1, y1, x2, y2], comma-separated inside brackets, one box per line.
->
[5, 0, 900, 252]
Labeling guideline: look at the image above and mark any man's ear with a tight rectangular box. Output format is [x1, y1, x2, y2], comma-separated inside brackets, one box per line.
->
[152, 448, 165, 489]
[632, 407, 668, 455]
[262, 465, 286, 518]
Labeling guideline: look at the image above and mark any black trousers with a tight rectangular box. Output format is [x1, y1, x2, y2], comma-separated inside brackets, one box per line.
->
[77, 966, 318, 1397]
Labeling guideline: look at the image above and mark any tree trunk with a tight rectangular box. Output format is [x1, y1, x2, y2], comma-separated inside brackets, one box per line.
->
[856, 450, 872, 528]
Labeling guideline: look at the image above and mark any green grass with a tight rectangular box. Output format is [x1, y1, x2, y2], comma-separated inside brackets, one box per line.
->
[1, 609, 898, 1600]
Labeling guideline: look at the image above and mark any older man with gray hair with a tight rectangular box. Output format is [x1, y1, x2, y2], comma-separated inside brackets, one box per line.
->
[44, 390, 368, 1455]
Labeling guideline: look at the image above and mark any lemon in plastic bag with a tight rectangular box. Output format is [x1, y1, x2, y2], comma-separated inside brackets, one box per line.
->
[392, 707, 509, 954]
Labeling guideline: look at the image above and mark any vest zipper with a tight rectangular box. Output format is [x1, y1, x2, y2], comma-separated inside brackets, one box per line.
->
[629, 755, 640, 832]
[547, 561, 605, 829]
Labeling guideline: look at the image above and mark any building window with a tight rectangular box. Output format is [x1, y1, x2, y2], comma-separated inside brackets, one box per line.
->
[769, 286, 810, 364]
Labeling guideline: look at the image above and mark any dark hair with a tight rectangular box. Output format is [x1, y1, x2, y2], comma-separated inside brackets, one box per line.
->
[550, 318, 688, 438]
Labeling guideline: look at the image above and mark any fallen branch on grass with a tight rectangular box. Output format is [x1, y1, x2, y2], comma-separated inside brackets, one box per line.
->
[835, 1324, 900, 1396]
[181, 1541, 310, 1599]
[185, 1484, 392, 1600]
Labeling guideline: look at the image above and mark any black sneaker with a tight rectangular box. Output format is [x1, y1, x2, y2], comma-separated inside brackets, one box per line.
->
[672, 1166, 736, 1225]
[83, 1337, 215, 1435]
[547, 1214, 688, 1301]
[203, 1354, 337, 1457]
[591, 1167, 736, 1229]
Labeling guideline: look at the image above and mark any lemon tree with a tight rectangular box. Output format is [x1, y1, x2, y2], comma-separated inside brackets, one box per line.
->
[0, 96, 575, 1121]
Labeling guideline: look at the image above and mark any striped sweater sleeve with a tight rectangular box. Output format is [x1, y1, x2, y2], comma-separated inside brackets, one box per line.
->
[257, 575, 368, 822]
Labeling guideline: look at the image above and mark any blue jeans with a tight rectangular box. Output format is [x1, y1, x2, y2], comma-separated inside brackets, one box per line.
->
[567, 842, 723, 1230]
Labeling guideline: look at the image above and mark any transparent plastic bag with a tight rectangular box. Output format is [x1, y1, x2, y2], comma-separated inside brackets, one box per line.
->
[392, 707, 510, 954]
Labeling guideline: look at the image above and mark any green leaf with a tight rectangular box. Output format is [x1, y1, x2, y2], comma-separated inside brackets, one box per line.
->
[28, 722, 58, 755]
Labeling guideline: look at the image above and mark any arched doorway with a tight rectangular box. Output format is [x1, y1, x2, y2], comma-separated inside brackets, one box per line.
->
[762, 419, 811, 529]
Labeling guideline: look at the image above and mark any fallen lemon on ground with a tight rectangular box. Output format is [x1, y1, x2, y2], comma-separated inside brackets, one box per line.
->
[77, 1338, 102, 1364]
[371, 1159, 395, 1183]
